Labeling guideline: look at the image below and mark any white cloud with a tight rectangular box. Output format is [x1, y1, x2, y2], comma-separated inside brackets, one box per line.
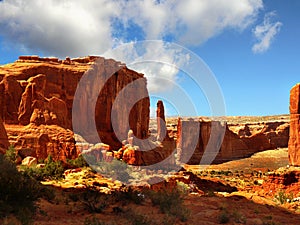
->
[104, 41, 188, 93]
[118, 0, 263, 46]
[0, 0, 120, 57]
[0, 0, 264, 91]
[0, 0, 264, 57]
[252, 11, 283, 53]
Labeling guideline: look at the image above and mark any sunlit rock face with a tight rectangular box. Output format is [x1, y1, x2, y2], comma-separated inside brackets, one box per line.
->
[177, 118, 289, 165]
[0, 56, 150, 160]
[289, 83, 300, 166]
[0, 117, 9, 153]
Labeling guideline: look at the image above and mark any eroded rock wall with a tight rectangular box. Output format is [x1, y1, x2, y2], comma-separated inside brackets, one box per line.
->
[0, 117, 9, 153]
[0, 56, 150, 160]
[289, 83, 300, 166]
[177, 118, 289, 164]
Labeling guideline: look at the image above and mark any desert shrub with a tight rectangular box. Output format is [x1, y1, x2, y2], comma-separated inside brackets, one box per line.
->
[232, 210, 246, 224]
[84, 154, 97, 165]
[274, 190, 293, 204]
[70, 186, 111, 213]
[147, 185, 190, 221]
[210, 170, 216, 175]
[0, 154, 43, 224]
[21, 155, 64, 180]
[176, 181, 190, 194]
[126, 209, 151, 225]
[5, 145, 17, 162]
[218, 210, 230, 224]
[113, 186, 145, 205]
[43, 155, 64, 179]
[148, 187, 183, 213]
[67, 154, 88, 168]
[97, 159, 131, 183]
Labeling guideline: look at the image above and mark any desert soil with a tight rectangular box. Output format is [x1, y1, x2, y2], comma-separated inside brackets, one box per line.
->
[26, 148, 299, 225]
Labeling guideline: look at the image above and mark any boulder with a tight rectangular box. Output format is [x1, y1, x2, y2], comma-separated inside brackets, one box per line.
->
[22, 156, 37, 167]
[122, 146, 141, 165]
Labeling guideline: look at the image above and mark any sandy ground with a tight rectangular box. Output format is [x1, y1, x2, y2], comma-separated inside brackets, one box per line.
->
[25, 148, 300, 225]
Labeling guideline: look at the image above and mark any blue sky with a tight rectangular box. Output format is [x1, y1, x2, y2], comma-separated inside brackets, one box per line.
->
[0, 0, 299, 117]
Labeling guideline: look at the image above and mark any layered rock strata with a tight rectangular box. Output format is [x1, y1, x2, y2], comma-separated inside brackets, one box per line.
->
[0, 56, 150, 160]
[177, 118, 289, 164]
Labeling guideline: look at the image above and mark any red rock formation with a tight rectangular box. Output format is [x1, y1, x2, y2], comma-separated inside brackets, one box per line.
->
[0, 75, 23, 123]
[0, 56, 150, 161]
[116, 101, 176, 167]
[289, 83, 300, 166]
[6, 124, 77, 161]
[156, 100, 166, 142]
[252, 169, 300, 199]
[0, 117, 9, 153]
[177, 118, 290, 164]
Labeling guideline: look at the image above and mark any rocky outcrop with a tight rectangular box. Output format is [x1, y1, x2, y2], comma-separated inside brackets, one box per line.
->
[0, 56, 150, 160]
[289, 83, 300, 166]
[113, 101, 176, 167]
[177, 118, 289, 164]
[6, 124, 78, 161]
[0, 117, 9, 153]
[0, 75, 23, 123]
[156, 100, 166, 142]
[18, 74, 69, 127]
[22, 156, 38, 167]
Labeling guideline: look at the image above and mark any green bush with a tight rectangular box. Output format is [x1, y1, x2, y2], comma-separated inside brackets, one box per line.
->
[21, 155, 64, 181]
[67, 154, 89, 168]
[5, 145, 17, 162]
[148, 188, 183, 213]
[218, 210, 230, 224]
[0, 154, 43, 224]
[97, 159, 131, 183]
[147, 185, 190, 221]
[69, 186, 111, 213]
[113, 186, 145, 205]
[274, 190, 293, 204]
[126, 209, 151, 225]
[232, 210, 246, 224]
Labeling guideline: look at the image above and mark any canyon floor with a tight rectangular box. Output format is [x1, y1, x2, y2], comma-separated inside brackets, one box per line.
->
[6, 148, 297, 225]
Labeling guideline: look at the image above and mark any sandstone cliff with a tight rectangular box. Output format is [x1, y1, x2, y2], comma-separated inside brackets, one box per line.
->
[0, 117, 9, 153]
[289, 83, 300, 166]
[177, 118, 289, 164]
[0, 56, 150, 161]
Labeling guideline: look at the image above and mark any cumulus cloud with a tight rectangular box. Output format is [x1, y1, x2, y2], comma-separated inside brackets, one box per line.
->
[252, 11, 283, 53]
[0, 0, 264, 57]
[104, 41, 189, 93]
[117, 0, 263, 45]
[0, 0, 264, 92]
[0, 0, 120, 57]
